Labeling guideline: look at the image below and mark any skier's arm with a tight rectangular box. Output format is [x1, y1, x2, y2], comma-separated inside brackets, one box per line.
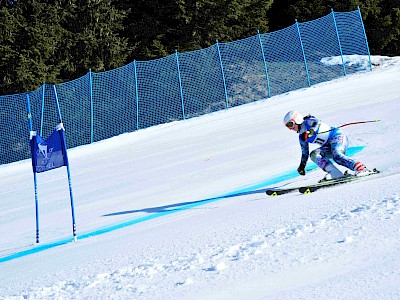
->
[298, 138, 309, 175]
[300, 117, 320, 142]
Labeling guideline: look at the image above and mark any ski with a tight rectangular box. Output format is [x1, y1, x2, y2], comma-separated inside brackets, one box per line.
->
[266, 168, 380, 196]
[299, 168, 380, 194]
[265, 179, 351, 197]
[266, 186, 300, 196]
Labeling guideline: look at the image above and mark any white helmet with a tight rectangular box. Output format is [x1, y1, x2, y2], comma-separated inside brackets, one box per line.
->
[283, 111, 303, 130]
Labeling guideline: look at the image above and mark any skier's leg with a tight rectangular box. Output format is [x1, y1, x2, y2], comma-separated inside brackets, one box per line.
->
[329, 133, 367, 173]
[310, 146, 343, 179]
[330, 133, 368, 174]
[329, 133, 353, 167]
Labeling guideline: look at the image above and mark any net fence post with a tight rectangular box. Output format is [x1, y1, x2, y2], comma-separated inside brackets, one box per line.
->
[216, 40, 229, 109]
[134, 60, 140, 130]
[295, 19, 311, 87]
[257, 30, 271, 98]
[175, 50, 186, 120]
[357, 6, 372, 71]
[40, 83, 45, 136]
[89, 69, 94, 143]
[331, 9, 347, 76]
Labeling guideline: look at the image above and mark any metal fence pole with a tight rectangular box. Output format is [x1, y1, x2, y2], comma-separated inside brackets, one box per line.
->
[296, 19, 311, 87]
[40, 83, 45, 136]
[175, 50, 186, 120]
[89, 69, 94, 143]
[358, 6, 373, 71]
[332, 9, 347, 76]
[257, 30, 271, 98]
[216, 40, 229, 109]
[133, 60, 140, 130]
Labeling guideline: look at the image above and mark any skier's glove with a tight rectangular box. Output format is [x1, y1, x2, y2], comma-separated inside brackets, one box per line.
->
[300, 129, 315, 141]
[297, 162, 306, 176]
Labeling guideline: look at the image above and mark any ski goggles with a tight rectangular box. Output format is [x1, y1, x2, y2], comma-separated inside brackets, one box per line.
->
[285, 120, 295, 130]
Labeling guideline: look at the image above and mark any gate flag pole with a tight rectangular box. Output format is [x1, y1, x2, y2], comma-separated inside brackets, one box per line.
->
[52, 85, 77, 242]
[26, 94, 40, 244]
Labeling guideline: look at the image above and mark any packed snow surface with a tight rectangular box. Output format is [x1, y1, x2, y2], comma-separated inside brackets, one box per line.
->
[1, 56, 400, 299]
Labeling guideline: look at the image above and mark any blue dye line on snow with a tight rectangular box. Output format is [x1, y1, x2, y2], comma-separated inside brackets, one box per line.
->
[223, 145, 365, 196]
[0, 146, 365, 263]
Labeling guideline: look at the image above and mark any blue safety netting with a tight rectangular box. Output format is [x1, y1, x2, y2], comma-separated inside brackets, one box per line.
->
[0, 9, 372, 165]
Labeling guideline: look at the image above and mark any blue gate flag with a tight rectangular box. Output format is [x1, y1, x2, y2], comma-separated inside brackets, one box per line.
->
[30, 124, 68, 173]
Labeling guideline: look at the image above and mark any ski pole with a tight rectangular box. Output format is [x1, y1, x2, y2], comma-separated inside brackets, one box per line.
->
[318, 119, 380, 135]
[336, 119, 380, 128]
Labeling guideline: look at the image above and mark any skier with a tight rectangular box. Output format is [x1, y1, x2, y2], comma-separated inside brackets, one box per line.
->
[283, 110, 370, 180]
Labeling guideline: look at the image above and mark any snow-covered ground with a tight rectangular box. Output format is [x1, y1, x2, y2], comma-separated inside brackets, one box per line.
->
[1, 56, 400, 300]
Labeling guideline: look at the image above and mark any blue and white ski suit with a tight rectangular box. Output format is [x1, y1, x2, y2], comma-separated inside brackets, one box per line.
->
[299, 116, 357, 172]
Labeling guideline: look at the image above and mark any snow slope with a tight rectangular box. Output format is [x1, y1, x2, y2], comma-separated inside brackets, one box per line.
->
[0, 56, 400, 299]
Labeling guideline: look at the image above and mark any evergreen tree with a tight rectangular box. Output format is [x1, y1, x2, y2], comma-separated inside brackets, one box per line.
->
[361, 0, 400, 55]
[267, 0, 295, 31]
[65, 0, 131, 75]
[115, 0, 179, 60]
[0, 5, 22, 94]
[0, 0, 131, 95]
[0, 0, 69, 94]
[268, 0, 400, 56]
[120, 0, 273, 61]
[174, 0, 273, 50]
[272, 0, 363, 24]
[1, 0, 399, 96]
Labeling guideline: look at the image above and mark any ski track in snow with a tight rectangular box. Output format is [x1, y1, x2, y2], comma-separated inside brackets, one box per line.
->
[8, 192, 400, 299]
